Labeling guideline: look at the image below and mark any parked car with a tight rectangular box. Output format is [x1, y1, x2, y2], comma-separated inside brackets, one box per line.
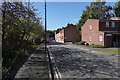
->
[42, 40, 50, 43]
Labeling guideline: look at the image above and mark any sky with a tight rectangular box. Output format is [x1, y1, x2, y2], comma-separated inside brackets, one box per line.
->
[34, 2, 116, 30]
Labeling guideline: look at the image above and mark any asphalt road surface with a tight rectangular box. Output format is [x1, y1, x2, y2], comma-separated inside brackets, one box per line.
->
[47, 42, 119, 79]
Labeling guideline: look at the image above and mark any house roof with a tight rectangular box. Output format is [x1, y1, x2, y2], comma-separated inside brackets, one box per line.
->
[110, 17, 120, 20]
[86, 17, 120, 22]
[55, 23, 76, 34]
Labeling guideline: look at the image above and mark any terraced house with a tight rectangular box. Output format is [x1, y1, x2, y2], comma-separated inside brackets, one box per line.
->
[82, 17, 120, 47]
[55, 23, 80, 43]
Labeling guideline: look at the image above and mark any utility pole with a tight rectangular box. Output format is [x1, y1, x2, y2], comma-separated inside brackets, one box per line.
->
[28, 0, 30, 54]
[45, 0, 47, 52]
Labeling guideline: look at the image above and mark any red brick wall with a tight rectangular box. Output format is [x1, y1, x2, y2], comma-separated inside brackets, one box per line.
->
[82, 19, 105, 46]
[64, 24, 80, 42]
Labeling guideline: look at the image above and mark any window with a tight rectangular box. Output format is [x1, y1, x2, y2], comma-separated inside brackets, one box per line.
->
[106, 22, 109, 27]
[89, 24, 92, 30]
[99, 35, 102, 42]
[89, 36, 92, 42]
[112, 22, 115, 28]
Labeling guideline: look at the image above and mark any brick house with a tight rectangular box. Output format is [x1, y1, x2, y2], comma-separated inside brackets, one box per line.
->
[55, 23, 80, 43]
[81, 17, 120, 47]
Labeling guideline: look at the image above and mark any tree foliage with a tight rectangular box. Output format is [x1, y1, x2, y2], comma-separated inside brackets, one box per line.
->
[113, 1, 120, 17]
[76, 0, 113, 35]
[47, 30, 56, 38]
[1, 2, 44, 47]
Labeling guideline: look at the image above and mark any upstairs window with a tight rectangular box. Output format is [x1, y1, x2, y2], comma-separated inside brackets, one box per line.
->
[89, 36, 92, 42]
[112, 22, 115, 28]
[89, 24, 92, 30]
[106, 22, 109, 27]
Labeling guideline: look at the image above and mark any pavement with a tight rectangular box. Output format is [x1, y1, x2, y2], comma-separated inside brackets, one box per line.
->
[14, 45, 50, 79]
[47, 42, 119, 79]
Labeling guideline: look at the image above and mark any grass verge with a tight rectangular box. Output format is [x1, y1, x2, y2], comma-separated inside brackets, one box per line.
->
[97, 49, 120, 53]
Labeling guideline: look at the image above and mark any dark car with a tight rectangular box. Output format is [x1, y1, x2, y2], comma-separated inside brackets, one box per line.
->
[42, 40, 50, 43]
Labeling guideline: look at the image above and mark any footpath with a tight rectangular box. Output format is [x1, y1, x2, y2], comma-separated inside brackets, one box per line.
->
[14, 45, 50, 79]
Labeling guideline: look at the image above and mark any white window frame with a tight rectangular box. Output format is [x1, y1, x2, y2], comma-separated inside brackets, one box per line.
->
[106, 22, 109, 27]
[112, 22, 115, 28]
[89, 36, 92, 42]
[89, 24, 92, 30]
[99, 35, 102, 42]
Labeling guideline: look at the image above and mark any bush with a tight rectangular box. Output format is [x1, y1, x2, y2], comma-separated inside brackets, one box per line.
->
[77, 41, 86, 45]
[2, 44, 37, 78]
[88, 44, 104, 48]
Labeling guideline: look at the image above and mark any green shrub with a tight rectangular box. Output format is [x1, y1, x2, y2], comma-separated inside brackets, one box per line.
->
[2, 44, 37, 78]
[77, 41, 86, 45]
[88, 44, 104, 48]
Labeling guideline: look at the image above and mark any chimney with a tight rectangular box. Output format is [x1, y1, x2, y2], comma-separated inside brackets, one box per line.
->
[67, 23, 70, 26]
[71, 23, 73, 26]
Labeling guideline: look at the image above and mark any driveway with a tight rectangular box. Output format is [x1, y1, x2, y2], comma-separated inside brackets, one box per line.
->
[47, 42, 119, 78]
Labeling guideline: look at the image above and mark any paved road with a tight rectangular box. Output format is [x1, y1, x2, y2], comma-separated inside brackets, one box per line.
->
[47, 42, 119, 78]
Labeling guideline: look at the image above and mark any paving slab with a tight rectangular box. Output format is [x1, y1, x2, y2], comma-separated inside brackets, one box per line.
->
[14, 46, 50, 79]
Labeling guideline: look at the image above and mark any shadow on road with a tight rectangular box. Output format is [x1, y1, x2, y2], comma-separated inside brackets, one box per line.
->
[48, 45, 119, 78]
[47, 42, 66, 46]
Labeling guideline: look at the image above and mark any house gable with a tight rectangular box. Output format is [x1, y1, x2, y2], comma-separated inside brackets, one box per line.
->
[64, 24, 80, 42]
[81, 19, 105, 46]
[81, 19, 100, 36]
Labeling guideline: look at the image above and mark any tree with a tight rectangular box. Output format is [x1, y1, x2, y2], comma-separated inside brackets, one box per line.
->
[76, 0, 112, 36]
[113, 1, 120, 17]
[47, 30, 55, 38]
[1, 1, 44, 47]
[86, 0, 112, 19]
[76, 10, 88, 31]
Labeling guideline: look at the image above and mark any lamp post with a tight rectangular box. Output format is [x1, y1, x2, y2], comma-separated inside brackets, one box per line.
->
[45, 0, 47, 52]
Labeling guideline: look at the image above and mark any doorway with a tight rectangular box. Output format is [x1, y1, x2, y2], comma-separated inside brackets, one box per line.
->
[112, 35, 119, 47]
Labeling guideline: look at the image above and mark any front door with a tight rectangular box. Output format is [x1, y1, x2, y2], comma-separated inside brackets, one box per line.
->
[113, 35, 119, 47]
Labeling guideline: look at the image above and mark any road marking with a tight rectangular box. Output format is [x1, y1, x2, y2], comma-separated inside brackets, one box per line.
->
[54, 66, 62, 80]
[48, 48, 62, 80]
[55, 69, 59, 78]
[56, 67, 62, 79]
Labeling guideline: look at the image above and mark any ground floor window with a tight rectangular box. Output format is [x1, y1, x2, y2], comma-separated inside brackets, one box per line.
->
[99, 35, 102, 42]
[89, 36, 92, 42]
